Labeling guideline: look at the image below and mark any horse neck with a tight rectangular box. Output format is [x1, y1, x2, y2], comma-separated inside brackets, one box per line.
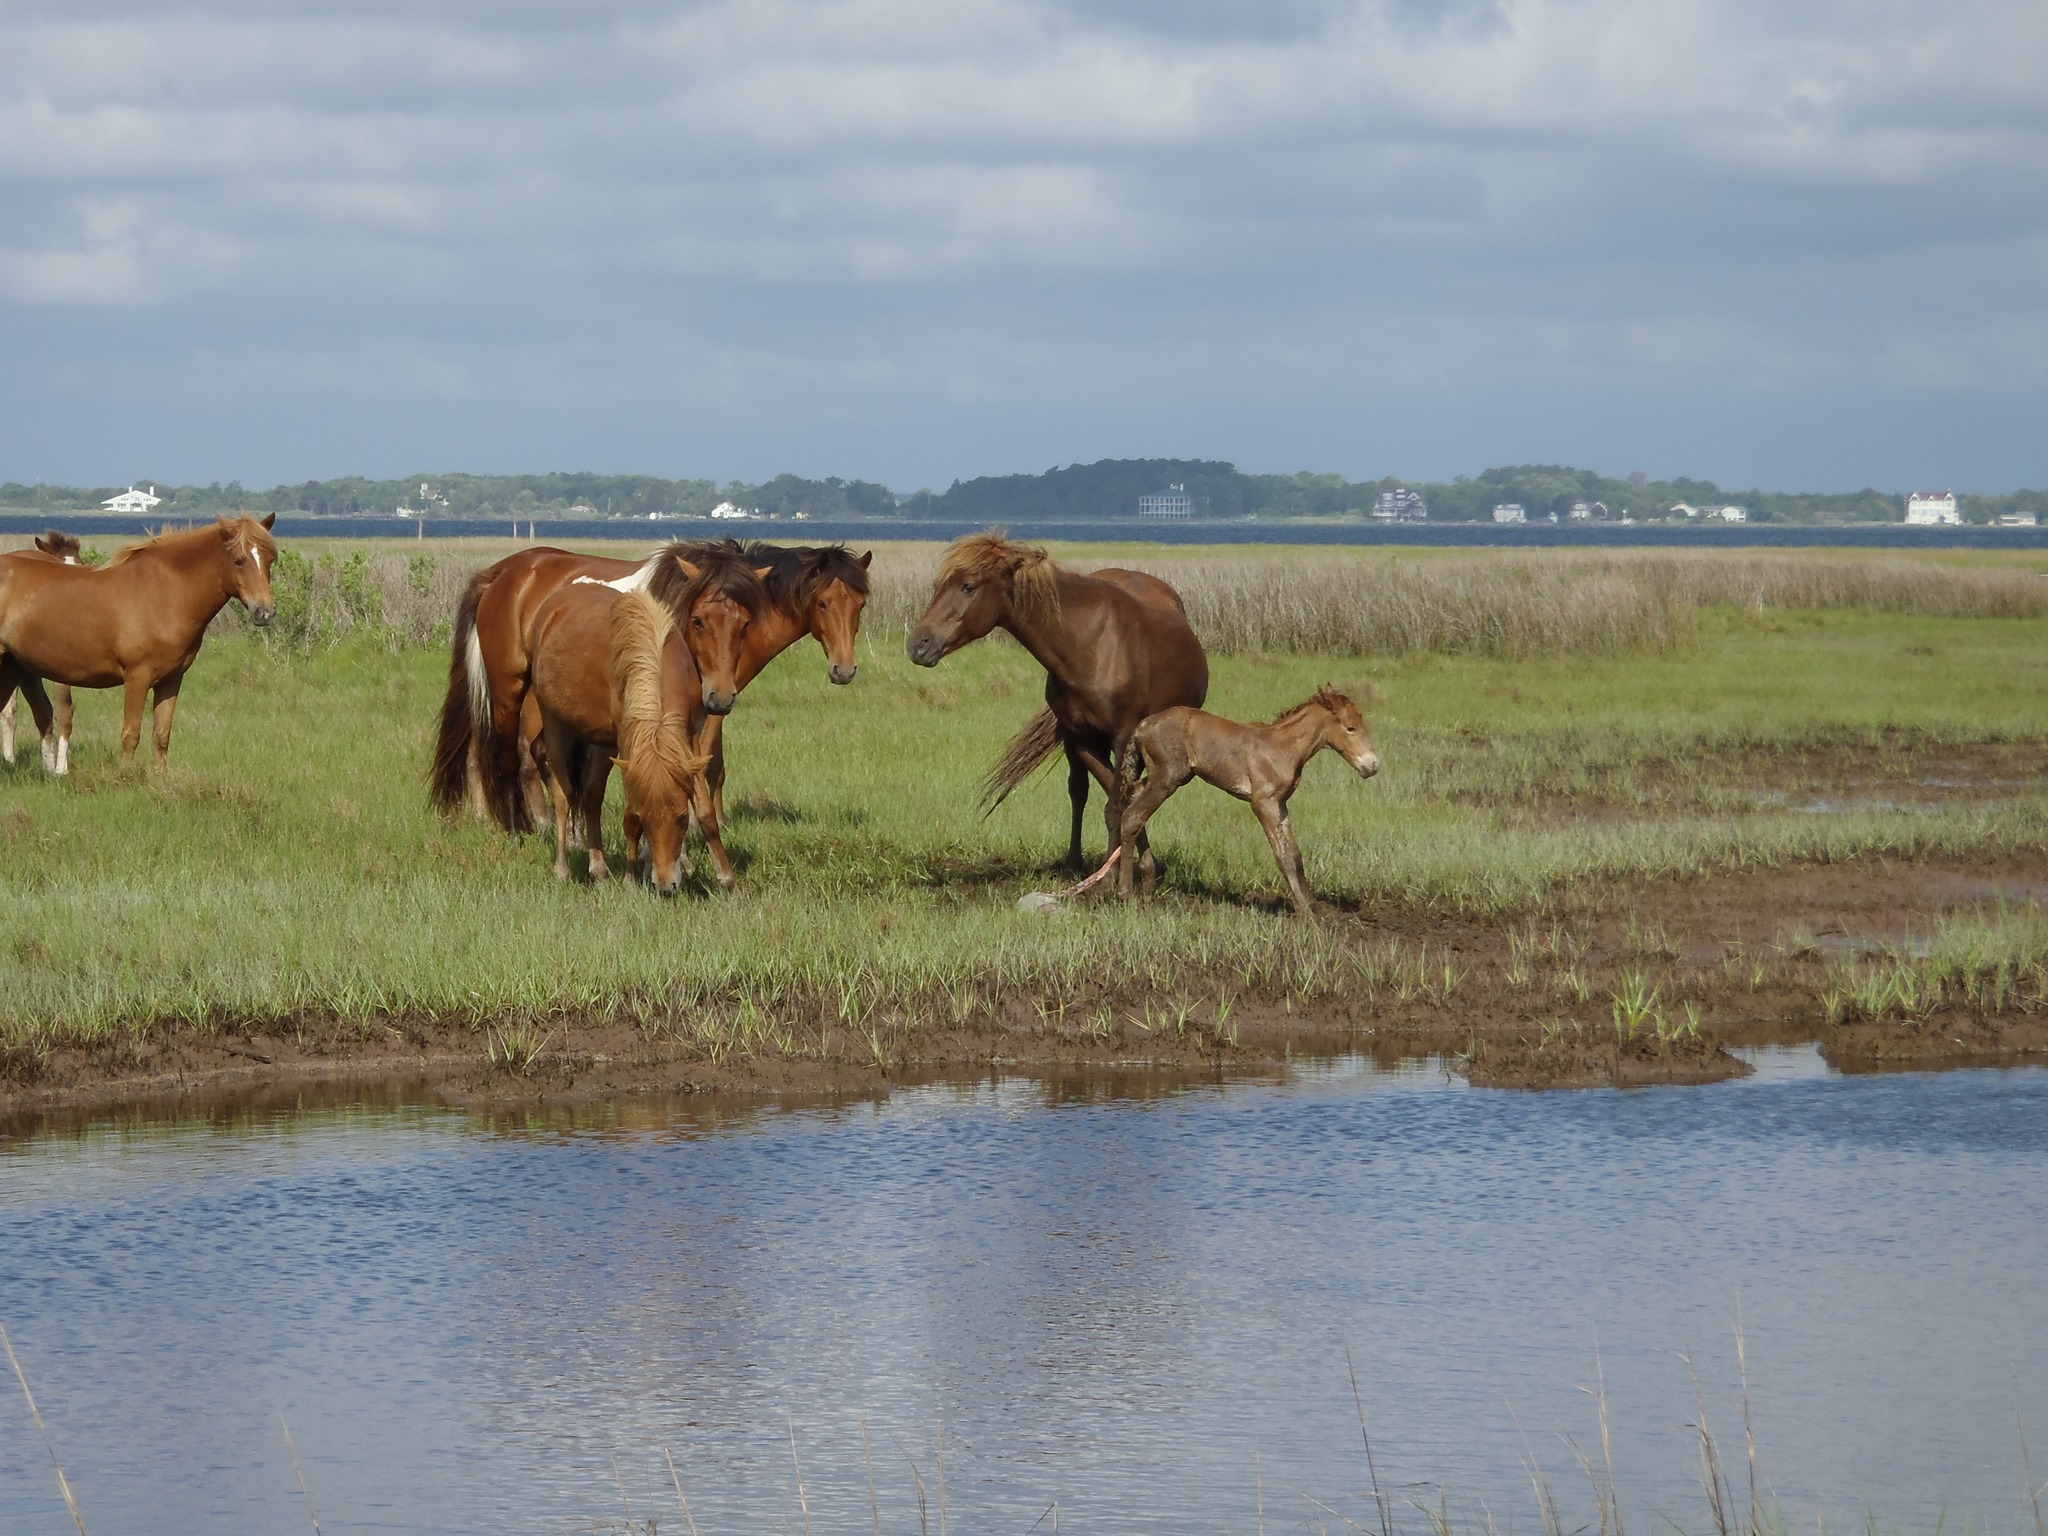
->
[736, 600, 806, 687]
[996, 570, 1080, 677]
[1268, 704, 1333, 771]
[134, 533, 235, 619]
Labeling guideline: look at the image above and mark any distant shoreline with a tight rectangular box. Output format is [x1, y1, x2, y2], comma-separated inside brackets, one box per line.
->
[7, 511, 2047, 550]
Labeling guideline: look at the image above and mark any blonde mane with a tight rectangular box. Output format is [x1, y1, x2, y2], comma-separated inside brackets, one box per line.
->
[609, 589, 709, 827]
[1271, 684, 1356, 728]
[936, 529, 1061, 628]
[105, 517, 278, 570]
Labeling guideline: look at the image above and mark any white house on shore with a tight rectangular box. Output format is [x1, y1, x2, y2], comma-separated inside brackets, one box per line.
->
[710, 502, 756, 520]
[1999, 510, 2038, 527]
[102, 484, 161, 514]
[1906, 491, 1959, 525]
[1138, 484, 1193, 518]
[1492, 502, 1526, 524]
[1373, 488, 1427, 522]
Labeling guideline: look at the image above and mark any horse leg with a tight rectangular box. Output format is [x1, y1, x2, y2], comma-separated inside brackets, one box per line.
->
[691, 773, 737, 890]
[1063, 745, 1090, 870]
[54, 684, 73, 775]
[150, 670, 185, 769]
[1253, 796, 1313, 914]
[1, 691, 13, 764]
[1116, 761, 1187, 900]
[622, 807, 645, 882]
[119, 671, 150, 764]
[517, 691, 554, 836]
[579, 751, 611, 881]
[1, 661, 54, 772]
[540, 723, 577, 880]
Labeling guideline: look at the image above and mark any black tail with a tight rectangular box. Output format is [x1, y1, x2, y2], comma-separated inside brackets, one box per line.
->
[979, 706, 1064, 814]
[428, 573, 489, 814]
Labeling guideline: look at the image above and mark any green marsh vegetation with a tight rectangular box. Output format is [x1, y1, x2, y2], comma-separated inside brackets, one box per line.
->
[2, 539, 2046, 1074]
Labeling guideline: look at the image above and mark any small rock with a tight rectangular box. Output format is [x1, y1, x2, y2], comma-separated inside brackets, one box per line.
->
[1015, 891, 1063, 916]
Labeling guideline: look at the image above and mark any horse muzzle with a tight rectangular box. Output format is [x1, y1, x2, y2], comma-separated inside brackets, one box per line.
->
[1356, 752, 1381, 780]
[830, 662, 858, 686]
[702, 689, 737, 716]
[251, 603, 277, 627]
[906, 631, 944, 668]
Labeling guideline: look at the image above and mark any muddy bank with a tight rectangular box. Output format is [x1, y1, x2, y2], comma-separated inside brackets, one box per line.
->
[5, 851, 2046, 1123]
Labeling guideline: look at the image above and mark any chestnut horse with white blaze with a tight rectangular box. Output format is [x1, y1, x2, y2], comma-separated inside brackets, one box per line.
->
[1, 531, 83, 772]
[0, 515, 278, 771]
[1114, 686, 1380, 914]
[906, 531, 1208, 871]
[526, 584, 712, 894]
[429, 540, 869, 831]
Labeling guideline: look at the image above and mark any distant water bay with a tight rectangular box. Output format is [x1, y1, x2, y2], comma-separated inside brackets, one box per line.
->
[7, 512, 2048, 548]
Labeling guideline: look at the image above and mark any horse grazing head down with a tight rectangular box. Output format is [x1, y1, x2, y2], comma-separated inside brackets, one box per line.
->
[650, 544, 769, 715]
[1301, 684, 1379, 779]
[907, 530, 1060, 667]
[216, 513, 280, 626]
[608, 590, 710, 896]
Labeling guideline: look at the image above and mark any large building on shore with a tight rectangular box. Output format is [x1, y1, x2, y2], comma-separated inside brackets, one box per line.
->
[1906, 491, 1960, 525]
[101, 485, 161, 514]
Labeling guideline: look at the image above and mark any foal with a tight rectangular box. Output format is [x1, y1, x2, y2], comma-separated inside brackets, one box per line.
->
[1114, 686, 1380, 914]
[0, 532, 81, 771]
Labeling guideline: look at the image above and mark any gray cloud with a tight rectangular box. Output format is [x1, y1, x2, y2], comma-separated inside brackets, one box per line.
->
[2, 0, 2044, 490]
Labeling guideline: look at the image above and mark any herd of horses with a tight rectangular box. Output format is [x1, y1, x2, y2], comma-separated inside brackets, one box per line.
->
[0, 520, 1378, 911]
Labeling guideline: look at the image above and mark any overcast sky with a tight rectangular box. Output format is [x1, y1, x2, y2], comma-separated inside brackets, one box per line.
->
[2, 0, 2044, 492]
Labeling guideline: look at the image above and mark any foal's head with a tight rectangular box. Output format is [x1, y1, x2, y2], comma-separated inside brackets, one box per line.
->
[1312, 686, 1379, 779]
[34, 531, 82, 564]
[907, 531, 1060, 667]
[217, 514, 280, 626]
[652, 545, 769, 715]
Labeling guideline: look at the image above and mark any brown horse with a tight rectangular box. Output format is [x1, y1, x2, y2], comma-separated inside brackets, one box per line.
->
[527, 584, 711, 894]
[430, 540, 869, 831]
[1, 532, 82, 772]
[0, 515, 277, 770]
[454, 544, 766, 833]
[1114, 686, 1380, 914]
[907, 531, 1209, 869]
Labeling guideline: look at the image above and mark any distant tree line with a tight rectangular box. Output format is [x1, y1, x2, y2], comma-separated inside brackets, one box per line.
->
[3, 460, 2042, 525]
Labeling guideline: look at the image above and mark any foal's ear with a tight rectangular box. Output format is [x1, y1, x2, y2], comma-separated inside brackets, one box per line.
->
[260, 512, 277, 530]
[753, 565, 775, 581]
[857, 550, 873, 570]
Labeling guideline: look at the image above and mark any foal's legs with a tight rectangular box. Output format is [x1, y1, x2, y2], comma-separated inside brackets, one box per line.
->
[1, 660, 55, 771]
[150, 669, 185, 768]
[1116, 754, 1192, 899]
[1253, 794, 1313, 914]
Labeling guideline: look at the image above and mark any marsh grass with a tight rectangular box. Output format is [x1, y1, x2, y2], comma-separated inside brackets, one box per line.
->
[1823, 904, 2048, 1025]
[3, 543, 2048, 1054]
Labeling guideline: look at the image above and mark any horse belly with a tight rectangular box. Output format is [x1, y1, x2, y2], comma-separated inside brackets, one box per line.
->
[0, 590, 128, 688]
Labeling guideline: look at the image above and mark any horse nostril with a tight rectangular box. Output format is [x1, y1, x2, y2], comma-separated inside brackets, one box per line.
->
[253, 605, 276, 627]
[831, 665, 857, 685]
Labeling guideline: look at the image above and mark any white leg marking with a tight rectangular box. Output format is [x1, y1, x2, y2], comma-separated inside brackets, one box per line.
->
[41, 735, 58, 774]
[55, 736, 69, 776]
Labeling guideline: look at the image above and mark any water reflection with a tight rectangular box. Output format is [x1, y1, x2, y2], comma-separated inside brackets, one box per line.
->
[2, 1058, 2044, 1535]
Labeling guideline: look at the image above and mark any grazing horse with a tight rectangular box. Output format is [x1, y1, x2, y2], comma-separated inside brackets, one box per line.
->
[1, 532, 82, 772]
[1114, 686, 1380, 914]
[430, 540, 868, 831]
[0, 515, 277, 770]
[526, 584, 711, 894]
[906, 531, 1209, 870]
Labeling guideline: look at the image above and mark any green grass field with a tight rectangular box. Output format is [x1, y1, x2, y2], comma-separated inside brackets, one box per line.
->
[4, 542, 2047, 1061]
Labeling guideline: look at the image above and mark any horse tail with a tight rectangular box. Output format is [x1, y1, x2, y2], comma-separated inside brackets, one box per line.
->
[979, 706, 1064, 814]
[611, 590, 709, 822]
[1114, 734, 1145, 813]
[428, 571, 491, 814]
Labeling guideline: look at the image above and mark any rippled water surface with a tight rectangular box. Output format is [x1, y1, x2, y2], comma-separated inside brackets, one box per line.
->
[3, 1052, 2046, 1535]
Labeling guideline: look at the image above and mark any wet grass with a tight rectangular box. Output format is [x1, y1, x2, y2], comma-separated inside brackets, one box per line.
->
[3, 549, 2048, 1059]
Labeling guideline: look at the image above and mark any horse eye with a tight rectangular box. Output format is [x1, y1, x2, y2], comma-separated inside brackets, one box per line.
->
[960, 582, 975, 595]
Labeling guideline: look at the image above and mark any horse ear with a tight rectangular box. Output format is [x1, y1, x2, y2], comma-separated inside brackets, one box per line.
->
[857, 550, 873, 569]
[671, 558, 700, 580]
[260, 512, 277, 530]
[34, 537, 50, 554]
[753, 565, 775, 580]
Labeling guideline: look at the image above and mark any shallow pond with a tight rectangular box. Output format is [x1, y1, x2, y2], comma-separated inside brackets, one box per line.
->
[3, 1050, 2045, 1535]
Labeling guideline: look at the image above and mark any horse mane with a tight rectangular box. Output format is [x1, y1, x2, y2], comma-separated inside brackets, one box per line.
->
[104, 518, 277, 569]
[937, 529, 1060, 627]
[1272, 685, 1355, 727]
[649, 541, 766, 621]
[609, 589, 708, 827]
[676, 539, 870, 608]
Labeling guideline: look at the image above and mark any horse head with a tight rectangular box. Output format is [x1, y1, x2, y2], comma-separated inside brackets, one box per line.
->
[652, 545, 769, 715]
[34, 531, 82, 564]
[218, 513, 280, 626]
[801, 548, 871, 685]
[908, 531, 1058, 667]
[1317, 685, 1380, 780]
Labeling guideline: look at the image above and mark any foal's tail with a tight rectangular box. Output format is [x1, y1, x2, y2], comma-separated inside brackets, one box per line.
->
[979, 705, 1064, 814]
[429, 570, 492, 816]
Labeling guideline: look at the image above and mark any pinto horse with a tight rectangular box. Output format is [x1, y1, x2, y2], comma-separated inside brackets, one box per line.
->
[1114, 686, 1380, 914]
[430, 539, 869, 831]
[527, 584, 712, 894]
[906, 531, 1209, 872]
[1, 532, 83, 772]
[0, 515, 277, 770]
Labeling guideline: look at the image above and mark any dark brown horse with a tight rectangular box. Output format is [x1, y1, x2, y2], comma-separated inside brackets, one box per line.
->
[1, 532, 82, 772]
[526, 584, 712, 894]
[907, 531, 1209, 869]
[430, 540, 869, 831]
[0, 515, 277, 770]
